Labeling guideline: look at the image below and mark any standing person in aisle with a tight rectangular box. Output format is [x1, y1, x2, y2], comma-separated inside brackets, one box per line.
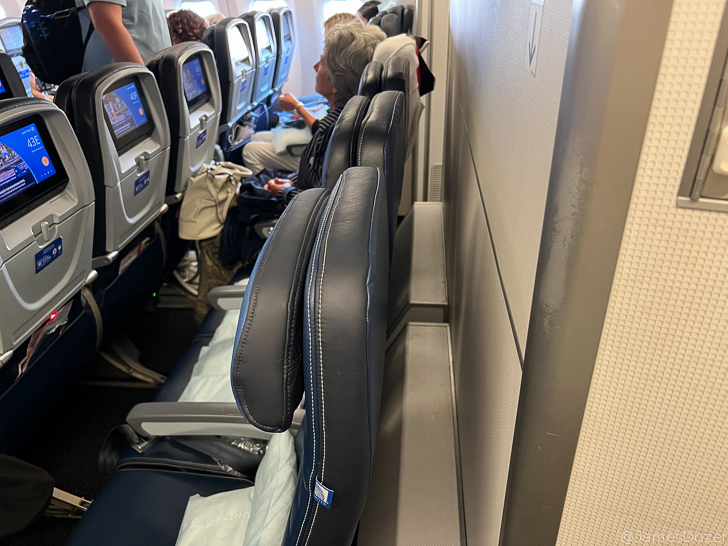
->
[76, 0, 171, 71]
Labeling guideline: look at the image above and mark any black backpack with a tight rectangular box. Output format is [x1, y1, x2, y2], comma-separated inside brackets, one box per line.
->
[21, 0, 93, 85]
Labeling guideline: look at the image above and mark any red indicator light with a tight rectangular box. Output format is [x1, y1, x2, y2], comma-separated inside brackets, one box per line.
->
[48, 312, 58, 322]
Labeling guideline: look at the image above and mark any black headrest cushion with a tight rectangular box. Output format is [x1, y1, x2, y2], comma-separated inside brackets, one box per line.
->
[402, 5, 415, 34]
[287, 166, 389, 544]
[380, 13, 401, 37]
[0, 54, 29, 99]
[321, 95, 370, 191]
[369, 12, 384, 27]
[231, 188, 330, 432]
[382, 56, 408, 96]
[54, 72, 86, 126]
[357, 90, 406, 257]
[358, 61, 382, 99]
[203, 18, 247, 124]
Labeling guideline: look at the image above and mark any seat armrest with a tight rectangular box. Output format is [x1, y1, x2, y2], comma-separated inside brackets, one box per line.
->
[208, 281, 249, 311]
[127, 402, 305, 439]
[287, 143, 307, 155]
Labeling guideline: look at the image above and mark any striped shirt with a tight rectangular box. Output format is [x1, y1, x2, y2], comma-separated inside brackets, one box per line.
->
[277, 106, 344, 205]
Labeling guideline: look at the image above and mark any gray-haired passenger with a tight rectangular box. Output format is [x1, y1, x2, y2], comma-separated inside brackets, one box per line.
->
[243, 22, 387, 194]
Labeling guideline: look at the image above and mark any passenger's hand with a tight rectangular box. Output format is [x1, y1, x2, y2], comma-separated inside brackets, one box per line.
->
[265, 178, 292, 197]
[279, 93, 301, 112]
[29, 72, 50, 101]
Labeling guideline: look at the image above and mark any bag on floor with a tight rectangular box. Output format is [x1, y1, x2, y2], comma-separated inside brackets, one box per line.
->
[0, 455, 54, 537]
[179, 162, 252, 241]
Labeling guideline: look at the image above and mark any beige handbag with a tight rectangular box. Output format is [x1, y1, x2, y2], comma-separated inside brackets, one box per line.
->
[178, 161, 252, 241]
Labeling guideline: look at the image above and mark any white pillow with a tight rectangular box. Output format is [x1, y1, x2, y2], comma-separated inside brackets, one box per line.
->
[175, 431, 297, 546]
[271, 127, 312, 155]
[243, 431, 298, 546]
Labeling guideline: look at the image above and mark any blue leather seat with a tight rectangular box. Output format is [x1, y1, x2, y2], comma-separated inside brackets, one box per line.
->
[358, 61, 383, 100]
[357, 90, 407, 258]
[147, 95, 371, 406]
[67, 166, 388, 545]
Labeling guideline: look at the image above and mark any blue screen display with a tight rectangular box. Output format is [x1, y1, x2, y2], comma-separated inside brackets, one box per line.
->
[0, 26, 23, 52]
[102, 82, 149, 140]
[0, 123, 57, 206]
[0, 78, 6, 94]
[182, 58, 208, 104]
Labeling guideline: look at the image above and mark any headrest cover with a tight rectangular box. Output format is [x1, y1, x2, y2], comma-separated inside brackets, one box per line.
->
[286, 166, 389, 544]
[321, 94, 370, 191]
[231, 188, 330, 432]
[358, 61, 382, 99]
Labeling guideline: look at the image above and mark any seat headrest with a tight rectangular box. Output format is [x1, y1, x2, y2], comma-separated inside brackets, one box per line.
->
[0, 54, 28, 99]
[53, 72, 85, 125]
[321, 95, 370, 191]
[287, 166, 389, 544]
[146, 42, 213, 134]
[231, 188, 330, 432]
[358, 61, 382, 99]
[380, 13, 401, 37]
[202, 18, 250, 124]
[382, 56, 408, 96]
[402, 5, 415, 34]
[357, 90, 406, 258]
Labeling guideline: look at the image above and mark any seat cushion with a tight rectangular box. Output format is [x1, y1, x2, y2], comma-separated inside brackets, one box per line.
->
[154, 337, 210, 402]
[67, 468, 251, 546]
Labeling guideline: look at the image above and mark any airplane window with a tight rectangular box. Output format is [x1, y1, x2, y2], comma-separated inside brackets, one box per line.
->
[251, 0, 288, 9]
[176, 0, 217, 17]
[322, 0, 364, 21]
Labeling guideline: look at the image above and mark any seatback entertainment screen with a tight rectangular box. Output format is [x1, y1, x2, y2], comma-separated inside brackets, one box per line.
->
[0, 116, 68, 228]
[182, 56, 211, 111]
[101, 78, 154, 154]
[0, 25, 23, 53]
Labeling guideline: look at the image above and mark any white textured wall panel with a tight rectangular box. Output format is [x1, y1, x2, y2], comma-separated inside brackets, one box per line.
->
[557, 1, 728, 544]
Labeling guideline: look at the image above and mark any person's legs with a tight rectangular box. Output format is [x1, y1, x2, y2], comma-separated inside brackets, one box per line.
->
[242, 131, 301, 174]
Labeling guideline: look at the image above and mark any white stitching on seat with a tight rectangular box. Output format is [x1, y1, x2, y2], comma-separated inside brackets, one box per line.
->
[295, 186, 339, 546]
[301, 178, 345, 546]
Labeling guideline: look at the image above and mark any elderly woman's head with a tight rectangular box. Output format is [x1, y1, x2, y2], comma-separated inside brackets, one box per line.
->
[168, 9, 208, 44]
[316, 21, 386, 108]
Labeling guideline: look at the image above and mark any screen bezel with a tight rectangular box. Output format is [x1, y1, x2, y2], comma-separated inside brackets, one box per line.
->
[0, 114, 69, 229]
[101, 76, 155, 156]
[182, 53, 212, 113]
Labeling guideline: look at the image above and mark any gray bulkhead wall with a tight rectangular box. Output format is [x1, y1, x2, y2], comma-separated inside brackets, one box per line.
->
[442, 0, 573, 543]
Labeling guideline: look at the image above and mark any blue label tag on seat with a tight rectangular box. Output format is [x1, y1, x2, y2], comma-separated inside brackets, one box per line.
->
[134, 171, 150, 196]
[241, 79, 248, 92]
[35, 237, 62, 274]
[263, 65, 270, 76]
[314, 478, 333, 508]
[196, 130, 207, 149]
